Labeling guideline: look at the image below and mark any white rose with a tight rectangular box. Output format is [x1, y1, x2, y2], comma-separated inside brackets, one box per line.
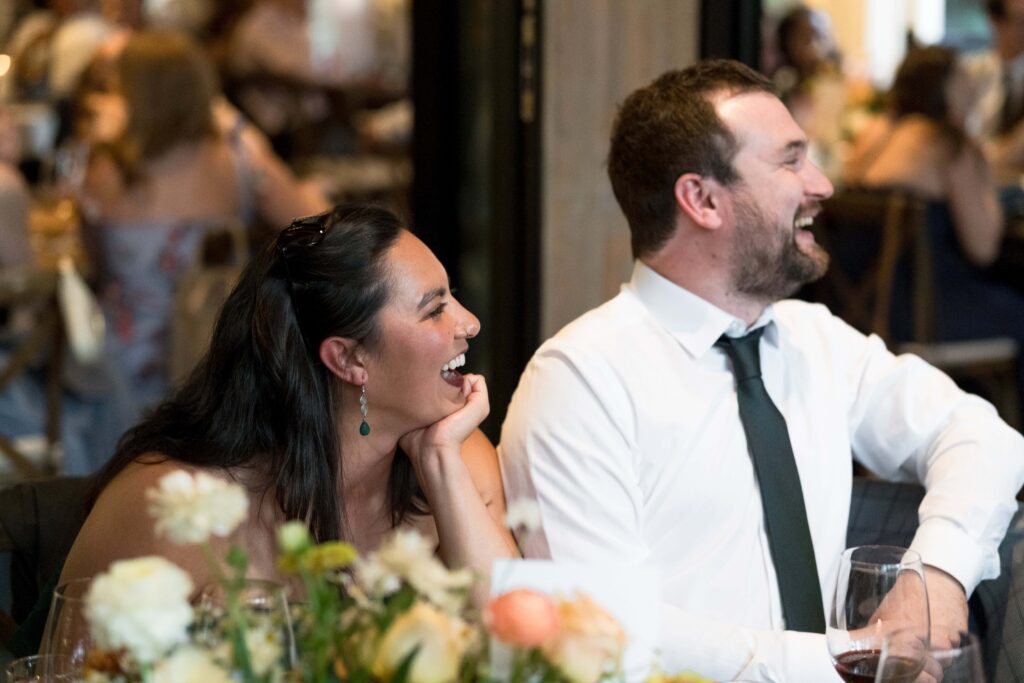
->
[147, 470, 249, 545]
[85, 557, 195, 664]
[373, 603, 473, 683]
[152, 646, 234, 683]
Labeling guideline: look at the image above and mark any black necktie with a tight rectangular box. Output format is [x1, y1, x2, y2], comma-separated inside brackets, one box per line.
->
[717, 329, 826, 633]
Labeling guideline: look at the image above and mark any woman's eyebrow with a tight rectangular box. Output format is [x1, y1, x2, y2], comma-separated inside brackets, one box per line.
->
[417, 287, 447, 310]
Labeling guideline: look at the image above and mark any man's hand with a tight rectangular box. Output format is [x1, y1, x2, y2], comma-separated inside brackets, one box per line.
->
[924, 564, 968, 650]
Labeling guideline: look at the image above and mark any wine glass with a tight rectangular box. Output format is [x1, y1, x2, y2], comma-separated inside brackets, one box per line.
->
[827, 545, 930, 683]
[193, 579, 297, 669]
[5, 654, 61, 682]
[38, 578, 94, 678]
[878, 629, 985, 683]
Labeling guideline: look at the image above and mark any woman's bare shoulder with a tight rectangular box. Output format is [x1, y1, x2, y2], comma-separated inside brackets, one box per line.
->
[60, 456, 223, 588]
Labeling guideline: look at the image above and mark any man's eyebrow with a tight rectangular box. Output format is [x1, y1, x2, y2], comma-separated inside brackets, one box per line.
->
[781, 139, 808, 155]
[417, 287, 447, 310]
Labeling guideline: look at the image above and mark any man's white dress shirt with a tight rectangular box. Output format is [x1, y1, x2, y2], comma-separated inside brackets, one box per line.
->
[963, 49, 1024, 139]
[499, 261, 1024, 683]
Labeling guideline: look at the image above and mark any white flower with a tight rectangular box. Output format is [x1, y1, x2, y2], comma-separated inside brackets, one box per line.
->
[276, 520, 312, 554]
[147, 470, 249, 544]
[504, 499, 542, 532]
[354, 556, 402, 597]
[85, 556, 195, 664]
[245, 626, 284, 677]
[358, 530, 473, 613]
[152, 646, 234, 683]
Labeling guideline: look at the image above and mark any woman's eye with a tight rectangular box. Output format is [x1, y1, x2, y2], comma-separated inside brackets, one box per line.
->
[428, 303, 448, 319]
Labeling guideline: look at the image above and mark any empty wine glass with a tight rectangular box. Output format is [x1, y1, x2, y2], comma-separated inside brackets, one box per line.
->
[38, 578, 94, 678]
[827, 546, 930, 683]
[879, 629, 985, 683]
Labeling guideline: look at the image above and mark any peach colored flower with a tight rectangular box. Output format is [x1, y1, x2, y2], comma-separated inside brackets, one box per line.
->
[483, 589, 560, 648]
[542, 593, 627, 683]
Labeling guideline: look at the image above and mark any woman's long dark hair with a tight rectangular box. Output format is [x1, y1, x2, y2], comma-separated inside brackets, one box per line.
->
[90, 205, 417, 541]
[888, 45, 966, 152]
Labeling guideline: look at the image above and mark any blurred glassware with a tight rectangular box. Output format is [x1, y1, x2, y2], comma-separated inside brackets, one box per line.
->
[5, 654, 62, 682]
[878, 629, 986, 683]
[193, 578, 297, 669]
[38, 578, 93, 678]
[827, 545, 930, 683]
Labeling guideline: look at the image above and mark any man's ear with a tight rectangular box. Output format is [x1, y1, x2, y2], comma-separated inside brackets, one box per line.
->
[319, 337, 367, 385]
[673, 173, 727, 231]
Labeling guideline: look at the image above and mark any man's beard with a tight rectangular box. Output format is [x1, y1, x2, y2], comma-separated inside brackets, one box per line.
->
[731, 192, 830, 302]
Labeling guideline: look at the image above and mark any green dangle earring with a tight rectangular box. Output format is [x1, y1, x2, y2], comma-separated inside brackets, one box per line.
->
[359, 384, 370, 436]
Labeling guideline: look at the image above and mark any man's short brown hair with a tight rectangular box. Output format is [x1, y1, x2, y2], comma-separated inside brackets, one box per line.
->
[607, 60, 775, 258]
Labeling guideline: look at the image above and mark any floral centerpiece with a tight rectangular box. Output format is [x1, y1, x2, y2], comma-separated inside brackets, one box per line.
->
[74, 471, 709, 683]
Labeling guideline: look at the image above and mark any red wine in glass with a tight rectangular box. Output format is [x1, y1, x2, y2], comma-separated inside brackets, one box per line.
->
[834, 649, 923, 683]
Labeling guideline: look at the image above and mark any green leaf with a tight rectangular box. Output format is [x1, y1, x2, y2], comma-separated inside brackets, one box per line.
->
[227, 545, 249, 573]
[390, 646, 421, 683]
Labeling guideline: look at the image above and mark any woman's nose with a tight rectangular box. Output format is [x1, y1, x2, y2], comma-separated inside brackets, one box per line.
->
[457, 305, 481, 339]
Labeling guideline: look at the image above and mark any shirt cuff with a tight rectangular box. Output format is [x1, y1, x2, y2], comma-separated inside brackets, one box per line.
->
[909, 517, 994, 596]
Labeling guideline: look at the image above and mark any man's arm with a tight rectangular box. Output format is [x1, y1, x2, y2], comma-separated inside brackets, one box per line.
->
[841, 323, 1024, 633]
[499, 346, 841, 683]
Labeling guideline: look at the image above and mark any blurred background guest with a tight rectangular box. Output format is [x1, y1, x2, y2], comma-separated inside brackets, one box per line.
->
[964, 0, 1024, 177]
[0, 106, 32, 271]
[843, 46, 1024, 366]
[223, 0, 408, 159]
[769, 4, 875, 181]
[76, 29, 327, 419]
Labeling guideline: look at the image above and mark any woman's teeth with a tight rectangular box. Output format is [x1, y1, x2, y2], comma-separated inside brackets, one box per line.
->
[441, 353, 466, 374]
[795, 216, 813, 229]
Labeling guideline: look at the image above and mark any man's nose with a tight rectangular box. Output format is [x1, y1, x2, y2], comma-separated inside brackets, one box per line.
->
[803, 161, 833, 200]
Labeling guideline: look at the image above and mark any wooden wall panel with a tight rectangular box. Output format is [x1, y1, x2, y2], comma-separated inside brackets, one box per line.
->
[540, 0, 700, 338]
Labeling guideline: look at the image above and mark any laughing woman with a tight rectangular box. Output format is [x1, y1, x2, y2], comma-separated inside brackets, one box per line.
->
[59, 205, 518, 595]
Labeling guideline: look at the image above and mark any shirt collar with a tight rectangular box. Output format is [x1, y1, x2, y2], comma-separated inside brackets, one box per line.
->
[626, 260, 777, 357]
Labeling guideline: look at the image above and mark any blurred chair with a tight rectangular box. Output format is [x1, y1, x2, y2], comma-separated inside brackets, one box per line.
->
[847, 477, 1024, 682]
[0, 270, 62, 477]
[814, 188, 1021, 427]
[0, 476, 90, 641]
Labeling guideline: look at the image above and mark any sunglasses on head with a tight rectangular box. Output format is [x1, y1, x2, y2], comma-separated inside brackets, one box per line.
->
[276, 211, 337, 289]
[276, 211, 335, 255]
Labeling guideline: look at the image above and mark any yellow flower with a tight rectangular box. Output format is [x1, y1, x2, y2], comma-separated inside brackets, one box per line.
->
[373, 603, 473, 683]
[301, 542, 357, 572]
[541, 593, 627, 683]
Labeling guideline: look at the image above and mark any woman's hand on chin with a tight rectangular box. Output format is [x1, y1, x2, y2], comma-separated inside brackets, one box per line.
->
[399, 374, 490, 466]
